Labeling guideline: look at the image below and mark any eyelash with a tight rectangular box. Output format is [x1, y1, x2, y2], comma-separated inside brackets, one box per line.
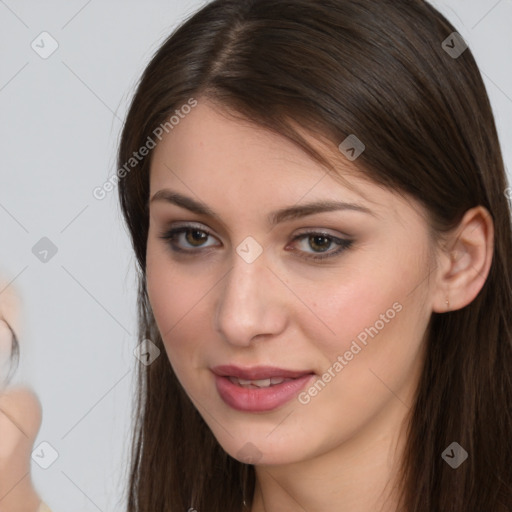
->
[158, 223, 354, 262]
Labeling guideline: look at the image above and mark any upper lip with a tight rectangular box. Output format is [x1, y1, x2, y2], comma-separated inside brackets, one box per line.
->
[211, 365, 315, 380]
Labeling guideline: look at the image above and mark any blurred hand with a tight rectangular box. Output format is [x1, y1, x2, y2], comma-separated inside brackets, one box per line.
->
[0, 276, 44, 512]
[0, 387, 43, 512]
[0, 275, 21, 382]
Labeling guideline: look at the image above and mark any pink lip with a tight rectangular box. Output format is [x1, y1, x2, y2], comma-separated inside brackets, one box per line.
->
[211, 365, 315, 412]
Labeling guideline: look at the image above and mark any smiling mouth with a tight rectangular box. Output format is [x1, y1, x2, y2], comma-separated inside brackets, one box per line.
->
[212, 370, 317, 412]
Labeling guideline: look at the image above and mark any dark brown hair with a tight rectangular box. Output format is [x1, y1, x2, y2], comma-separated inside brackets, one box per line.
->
[117, 0, 512, 510]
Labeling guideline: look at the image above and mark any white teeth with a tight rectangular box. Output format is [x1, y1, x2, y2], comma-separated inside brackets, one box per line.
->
[238, 378, 268, 387]
[229, 376, 293, 388]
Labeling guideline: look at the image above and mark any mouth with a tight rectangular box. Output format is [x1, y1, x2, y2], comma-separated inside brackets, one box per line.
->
[211, 365, 316, 412]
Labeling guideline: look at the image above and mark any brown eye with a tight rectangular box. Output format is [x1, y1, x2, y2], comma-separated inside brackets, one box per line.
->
[158, 225, 219, 253]
[308, 235, 332, 252]
[158, 224, 353, 262]
[289, 232, 354, 261]
[185, 229, 209, 247]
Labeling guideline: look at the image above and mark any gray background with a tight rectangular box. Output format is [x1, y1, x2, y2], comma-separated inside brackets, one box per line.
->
[0, 1, 511, 510]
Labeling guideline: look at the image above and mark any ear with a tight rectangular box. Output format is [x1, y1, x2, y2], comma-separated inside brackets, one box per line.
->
[432, 206, 494, 313]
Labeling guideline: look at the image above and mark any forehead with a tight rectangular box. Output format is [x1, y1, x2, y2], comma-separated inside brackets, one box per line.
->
[149, 99, 418, 224]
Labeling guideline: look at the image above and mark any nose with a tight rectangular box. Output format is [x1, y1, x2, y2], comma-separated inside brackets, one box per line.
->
[214, 248, 287, 348]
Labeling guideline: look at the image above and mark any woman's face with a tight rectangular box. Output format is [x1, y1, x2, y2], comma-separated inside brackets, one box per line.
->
[146, 99, 438, 465]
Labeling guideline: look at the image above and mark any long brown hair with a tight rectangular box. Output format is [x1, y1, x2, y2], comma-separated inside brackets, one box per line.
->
[117, 0, 512, 510]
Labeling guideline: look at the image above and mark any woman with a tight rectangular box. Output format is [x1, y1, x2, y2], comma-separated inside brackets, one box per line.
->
[117, 0, 512, 510]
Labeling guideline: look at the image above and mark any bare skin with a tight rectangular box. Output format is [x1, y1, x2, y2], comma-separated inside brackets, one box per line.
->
[146, 99, 493, 512]
[0, 388, 43, 512]
[1, 278, 44, 512]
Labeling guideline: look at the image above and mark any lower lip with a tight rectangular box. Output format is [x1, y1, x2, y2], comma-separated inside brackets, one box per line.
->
[214, 373, 316, 412]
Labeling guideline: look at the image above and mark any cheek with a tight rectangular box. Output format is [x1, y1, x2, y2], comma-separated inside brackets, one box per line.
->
[145, 239, 215, 374]
[146, 242, 185, 349]
[299, 267, 395, 354]
[146, 238, 197, 333]
[303, 248, 425, 364]
[299, 250, 429, 410]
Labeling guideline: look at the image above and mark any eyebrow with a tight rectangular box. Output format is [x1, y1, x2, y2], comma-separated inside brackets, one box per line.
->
[149, 189, 376, 225]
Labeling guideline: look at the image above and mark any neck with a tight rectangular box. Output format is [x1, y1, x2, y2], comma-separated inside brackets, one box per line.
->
[249, 391, 412, 512]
